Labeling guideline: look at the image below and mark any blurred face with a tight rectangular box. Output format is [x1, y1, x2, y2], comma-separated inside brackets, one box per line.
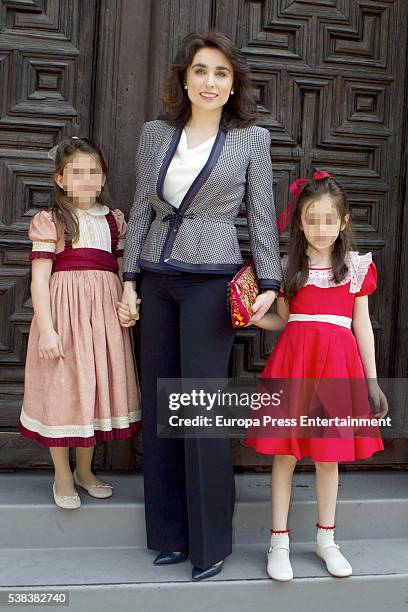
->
[300, 194, 348, 253]
[184, 46, 234, 113]
[55, 152, 105, 206]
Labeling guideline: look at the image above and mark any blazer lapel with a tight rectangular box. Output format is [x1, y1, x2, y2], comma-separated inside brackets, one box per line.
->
[156, 125, 227, 213]
[156, 125, 182, 203]
[178, 128, 226, 215]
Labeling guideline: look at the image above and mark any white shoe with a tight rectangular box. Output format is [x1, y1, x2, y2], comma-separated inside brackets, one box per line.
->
[316, 530, 352, 577]
[73, 470, 113, 498]
[267, 533, 293, 581]
[52, 482, 81, 510]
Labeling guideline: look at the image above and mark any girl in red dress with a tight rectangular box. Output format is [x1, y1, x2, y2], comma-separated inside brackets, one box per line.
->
[244, 172, 388, 581]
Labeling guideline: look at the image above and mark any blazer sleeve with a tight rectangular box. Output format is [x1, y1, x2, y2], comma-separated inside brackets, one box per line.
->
[123, 122, 156, 281]
[245, 127, 282, 291]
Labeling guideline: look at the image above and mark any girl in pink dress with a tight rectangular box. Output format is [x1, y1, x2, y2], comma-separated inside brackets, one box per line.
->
[244, 172, 388, 581]
[18, 137, 141, 509]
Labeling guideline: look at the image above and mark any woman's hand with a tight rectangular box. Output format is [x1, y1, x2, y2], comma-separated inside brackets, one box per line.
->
[122, 285, 140, 320]
[367, 379, 388, 418]
[250, 290, 277, 323]
[38, 329, 65, 359]
[118, 284, 141, 327]
[117, 300, 140, 327]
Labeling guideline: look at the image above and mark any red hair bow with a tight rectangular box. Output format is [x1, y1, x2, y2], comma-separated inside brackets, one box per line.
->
[277, 171, 332, 234]
[312, 170, 332, 181]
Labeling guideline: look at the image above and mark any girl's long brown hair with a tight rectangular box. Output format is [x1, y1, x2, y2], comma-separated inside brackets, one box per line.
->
[284, 177, 354, 301]
[160, 31, 258, 130]
[49, 138, 110, 243]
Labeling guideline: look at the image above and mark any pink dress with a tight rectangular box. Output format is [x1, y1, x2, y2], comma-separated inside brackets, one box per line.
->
[244, 252, 384, 462]
[18, 205, 141, 447]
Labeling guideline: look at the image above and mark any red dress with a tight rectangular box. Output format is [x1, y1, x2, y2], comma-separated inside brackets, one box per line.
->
[244, 252, 384, 462]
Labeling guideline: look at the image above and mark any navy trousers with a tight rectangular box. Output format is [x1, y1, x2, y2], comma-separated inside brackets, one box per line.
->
[138, 270, 236, 569]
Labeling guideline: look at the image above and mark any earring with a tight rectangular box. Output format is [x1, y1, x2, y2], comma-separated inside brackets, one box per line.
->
[230, 90, 234, 95]
[184, 85, 188, 90]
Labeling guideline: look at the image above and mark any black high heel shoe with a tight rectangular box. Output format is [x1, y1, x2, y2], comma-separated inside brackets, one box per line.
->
[153, 551, 188, 565]
[192, 560, 224, 580]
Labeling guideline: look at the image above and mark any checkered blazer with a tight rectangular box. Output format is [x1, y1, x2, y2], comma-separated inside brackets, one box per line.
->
[123, 120, 282, 290]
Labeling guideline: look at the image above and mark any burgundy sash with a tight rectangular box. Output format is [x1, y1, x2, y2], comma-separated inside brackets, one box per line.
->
[53, 211, 120, 273]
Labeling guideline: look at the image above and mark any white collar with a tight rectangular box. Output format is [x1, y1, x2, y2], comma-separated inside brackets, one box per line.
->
[179, 129, 217, 153]
[75, 204, 109, 217]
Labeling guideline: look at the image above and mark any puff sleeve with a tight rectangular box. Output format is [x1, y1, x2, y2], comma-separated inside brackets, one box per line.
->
[28, 210, 57, 261]
[355, 258, 377, 297]
[111, 209, 127, 257]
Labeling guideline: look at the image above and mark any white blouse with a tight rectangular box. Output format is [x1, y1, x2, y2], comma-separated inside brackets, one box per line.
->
[73, 204, 112, 251]
[162, 129, 217, 209]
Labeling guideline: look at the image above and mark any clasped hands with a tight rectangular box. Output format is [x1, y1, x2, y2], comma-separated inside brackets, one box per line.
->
[247, 289, 277, 325]
[117, 289, 141, 327]
[116, 288, 277, 328]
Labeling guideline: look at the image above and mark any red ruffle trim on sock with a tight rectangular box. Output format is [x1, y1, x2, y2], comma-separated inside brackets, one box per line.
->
[316, 523, 336, 530]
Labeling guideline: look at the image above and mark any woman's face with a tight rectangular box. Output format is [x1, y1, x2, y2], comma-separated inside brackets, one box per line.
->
[184, 46, 234, 114]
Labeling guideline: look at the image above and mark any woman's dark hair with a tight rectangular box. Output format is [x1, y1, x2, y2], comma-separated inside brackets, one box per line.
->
[160, 31, 257, 130]
[284, 177, 354, 301]
[49, 137, 111, 243]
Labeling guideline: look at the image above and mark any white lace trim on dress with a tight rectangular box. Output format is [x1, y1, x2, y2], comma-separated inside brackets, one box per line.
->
[32, 241, 56, 253]
[20, 407, 142, 437]
[281, 251, 372, 294]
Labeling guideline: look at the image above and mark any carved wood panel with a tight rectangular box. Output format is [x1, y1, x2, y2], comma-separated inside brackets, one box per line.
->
[0, 0, 99, 468]
[1, 0, 407, 469]
[213, 0, 408, 466]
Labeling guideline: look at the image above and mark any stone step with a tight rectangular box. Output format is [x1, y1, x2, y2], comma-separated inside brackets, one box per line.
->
[0, 540, 407, 612]
[0, 471, 407, 548]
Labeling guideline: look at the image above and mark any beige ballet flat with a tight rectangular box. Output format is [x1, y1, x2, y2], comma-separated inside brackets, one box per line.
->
[52, 482, 81, 510]
[73, 470, 113, 498]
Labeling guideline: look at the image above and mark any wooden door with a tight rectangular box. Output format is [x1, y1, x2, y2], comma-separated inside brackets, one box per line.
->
[1, 0, 407, 470]
[212, 0, 408, 467]
[0, 0, 98, 468]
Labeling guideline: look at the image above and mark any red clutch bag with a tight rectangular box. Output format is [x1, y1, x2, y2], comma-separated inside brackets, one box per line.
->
[228, 259, 259, 327]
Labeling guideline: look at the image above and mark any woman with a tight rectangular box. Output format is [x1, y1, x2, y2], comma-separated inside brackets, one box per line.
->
[119, 31, 281, 580]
